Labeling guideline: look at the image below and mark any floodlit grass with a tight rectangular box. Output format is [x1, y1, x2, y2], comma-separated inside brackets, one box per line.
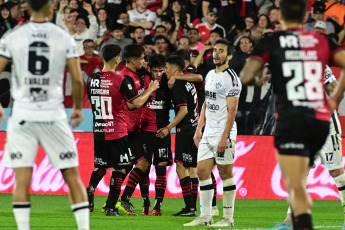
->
[0, 194, 343, 229]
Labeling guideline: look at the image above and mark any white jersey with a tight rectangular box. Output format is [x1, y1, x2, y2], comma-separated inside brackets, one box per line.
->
[128, 9, 156, 34]
[0, 22, 79, 121]
[203, 68, 242, 140]
[324, 65, 342, 135]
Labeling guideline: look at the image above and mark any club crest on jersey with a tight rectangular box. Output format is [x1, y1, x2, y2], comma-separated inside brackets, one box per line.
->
[128, 84, 133, 90]
[216, 82, 222, 89]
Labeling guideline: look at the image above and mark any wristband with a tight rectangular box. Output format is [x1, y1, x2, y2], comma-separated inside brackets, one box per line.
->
[165, 126, 170, 132]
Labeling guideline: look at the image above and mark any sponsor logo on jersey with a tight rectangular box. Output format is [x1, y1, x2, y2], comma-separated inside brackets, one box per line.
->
[128, 84, 132, 90]
[279, 142, 304, 149]
[205, 90, 217, 99]
[147, 100, 165, 109]
[95, 121, 114, 127]
[59, 151, 76, 160]
[10, 152, 22, 160]
[228, 89, 240, 97]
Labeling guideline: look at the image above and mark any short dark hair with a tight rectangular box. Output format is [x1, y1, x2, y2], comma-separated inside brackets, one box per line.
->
[280, 0, 307, 23]
[83, 39, 94, 45]
[188, 27, 198, 34]
[102, 44, 122, 62]
[123, 44, 144, 62]
[28, 0, 50, 12]
[155, 25, 166, 32]
[143, 35, 154, 45]
[148, 54, 166, 68]
[134, 26, 145, 33]
[160, 15, 172, 25]
[173, 49, 190, 62]
[215, 39, 233, 56]
[109, 22, 124, 31]
[166, 55, 185, 71]
[155, 35, 168, 43]
[210, 27, 224, 38]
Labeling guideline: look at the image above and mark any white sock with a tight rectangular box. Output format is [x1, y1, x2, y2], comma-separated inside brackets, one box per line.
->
[199, 178, 213, 218]
[222, 178, 236, 220]
[71, 201, 90, 230]
[287, 206, 291, 214]
[333, 173, 345, 222]
[13, 202, 30, 230]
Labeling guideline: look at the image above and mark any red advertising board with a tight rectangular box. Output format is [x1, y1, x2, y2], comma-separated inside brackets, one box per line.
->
[0, 132, 343, 200]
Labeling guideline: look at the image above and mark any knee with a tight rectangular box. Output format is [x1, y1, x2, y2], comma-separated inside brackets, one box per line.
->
[157, 162, 168, 167]
[330, 168, 344, 178]
[197, 167, 211, 180]
[137, 159, 150, 172]
[218, 168, 233, 180]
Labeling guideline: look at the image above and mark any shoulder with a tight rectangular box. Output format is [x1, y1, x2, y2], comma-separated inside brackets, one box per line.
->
[223, 68, 238, 78]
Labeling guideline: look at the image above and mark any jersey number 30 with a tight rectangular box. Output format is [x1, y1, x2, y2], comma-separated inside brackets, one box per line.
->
[282, 61, 323, 101]
[91, 96, 114, 120]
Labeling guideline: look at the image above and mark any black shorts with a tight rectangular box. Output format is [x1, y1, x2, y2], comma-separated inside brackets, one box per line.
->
[142, 131, 173, 166]
[94, 136, 130, 169]
[275, 112, 330, 166]
[174, 133, 197, 167]
[128, 131, 148, 164]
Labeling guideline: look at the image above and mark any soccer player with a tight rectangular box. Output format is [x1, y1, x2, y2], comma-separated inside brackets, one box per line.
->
[240, 0, 345, 229]
[85, 44, 159, 215]
[184, 39, 241, 227]
[0, 0, 89, 229]
[156, 55, 198, 217]
[266, 66, 345, 230]
[140, 54, 173, 215]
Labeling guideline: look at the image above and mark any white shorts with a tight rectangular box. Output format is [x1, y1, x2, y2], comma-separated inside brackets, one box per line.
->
[316, 133, 343, 171]
[4, 117, 78, 169]
[197, 136, 235, 165]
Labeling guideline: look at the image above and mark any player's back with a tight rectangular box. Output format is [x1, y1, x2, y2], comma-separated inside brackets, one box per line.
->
[0, 22, 79, 121]
[251, 28, 338, 121]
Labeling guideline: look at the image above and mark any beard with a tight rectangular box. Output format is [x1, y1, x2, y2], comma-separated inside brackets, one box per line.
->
[215, 58, 227, 67]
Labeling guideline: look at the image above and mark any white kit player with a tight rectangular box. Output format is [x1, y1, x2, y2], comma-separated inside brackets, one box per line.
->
[185, 39, 241, 227]
[0, 1, 89, 230]
[267, 65, 345, 230]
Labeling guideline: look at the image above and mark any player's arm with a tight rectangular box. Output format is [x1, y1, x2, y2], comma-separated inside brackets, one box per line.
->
[328, 50, 345, 111]
[194, 102, 206, 148]
[217, 96, 239, 154]
[240, 58, 265, 86]
[156, 105, 188, 139]
[0, 57, 8, 125]
[168, 73, 203, 88]
[126, 80, 159, 109]
[67, 57, 84, 128]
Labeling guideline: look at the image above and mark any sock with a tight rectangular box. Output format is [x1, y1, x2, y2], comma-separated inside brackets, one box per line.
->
[333, 173, 345, 221]
[89, 168, 106, 189]
[121, 167, 144, 202]
[107, 171, 123, 209]
[154, 166, 167, 210]
[293, 213, 313, 230]
[71, 201, 90, 230]
[180, 176, 192, 209]
[140, 170, 151, 206]
[191, 177, 199, 210]
[223, 178, 236, 220]
[13, 202, 30, 230]
[211, 172, 217, 207]
[199, 178, 213, 218]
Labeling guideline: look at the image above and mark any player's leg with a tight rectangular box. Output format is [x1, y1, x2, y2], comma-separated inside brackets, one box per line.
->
[211, 171, 219, 216]
[212, 138, 236, 227]
[189, 167, 198, 214]
[139, 164, 151, 215]
[153, 162, 168, 215]
[277, 154, 311, 230]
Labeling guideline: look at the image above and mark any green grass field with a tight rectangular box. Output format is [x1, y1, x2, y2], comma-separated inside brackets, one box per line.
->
[0, 194, 343, 230]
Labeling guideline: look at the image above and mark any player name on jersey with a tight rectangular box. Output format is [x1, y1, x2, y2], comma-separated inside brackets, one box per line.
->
[24, 77, 49, 85]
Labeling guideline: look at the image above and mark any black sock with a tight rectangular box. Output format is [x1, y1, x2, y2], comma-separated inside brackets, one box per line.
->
[191, 177, 199, 210]
[121, 167, 144, 202]
[140, 170, 151, 206]
[180, 176, 192, 210]
[89, 168, 107, 188]
[107, 171, 123, 209]
[211, 172, 217, 206]
[154, 166, 166, 210]
[293, 213, 313, 230]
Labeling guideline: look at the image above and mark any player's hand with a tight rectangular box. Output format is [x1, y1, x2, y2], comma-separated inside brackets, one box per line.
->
[69, 109, 84, 129]
[217, 137, 227, 156]
[149, 80, 160, 91]
[168, 76, 176, 89]
[156, 127, 169, 139]
[0, 104, 6, 129]
[193, 131, 202, 148]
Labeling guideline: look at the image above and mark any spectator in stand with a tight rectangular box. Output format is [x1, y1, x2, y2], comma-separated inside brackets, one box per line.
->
[91, 0, 106, 15]
[0, 2, 16, 38]
[155, 25, 168, 37]
[251, 14, 271, 43]
[227, 17, 250, 44]
[95, 8, 108, 41]
[132, 0, 168, 15]
[160, 15, 173, 34]
[20, 0, 29, 14]
[133, 26, 145, 46]
[244, 15, 256, 30]
[304, 2, 335, 34]
[196, 9, 226, 43]
[128, 0, 156, 35]
[155, 35, 172, 58]
[68, 0, 79, 10]
[143, 35, 159, 59]
[80, 39, 102, 64]
[177, 36, 190, 51]
[7, 1, 21, 23]
[73, 3, 98, 55]
[230, 36, 254, 75]
[99, 22, 132, 59]
[56, 0, 78, 33]
[188, 27, 205, 55]
[201, 0, 222, 20]
[324, 0, 345, 27]
[106, 0, 131, 24]
[268, 6, 280, 29]
[256, 0, 273, 15]
[118, 12, 135, 38]
[162, 0, 191, 32]
[274, 21, 282, 31]
[314, 20, 328, 34]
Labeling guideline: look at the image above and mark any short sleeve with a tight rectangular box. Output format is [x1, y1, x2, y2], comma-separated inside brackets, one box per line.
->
[0, 32, 12, 59]
[172, 81, 187, 108]
[250, 36, 271, 64]
[120, 77, 137, 102]
[147, 11, 157, 23]
[66, 34, 79, 59]
[225, 69, 241, 97]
